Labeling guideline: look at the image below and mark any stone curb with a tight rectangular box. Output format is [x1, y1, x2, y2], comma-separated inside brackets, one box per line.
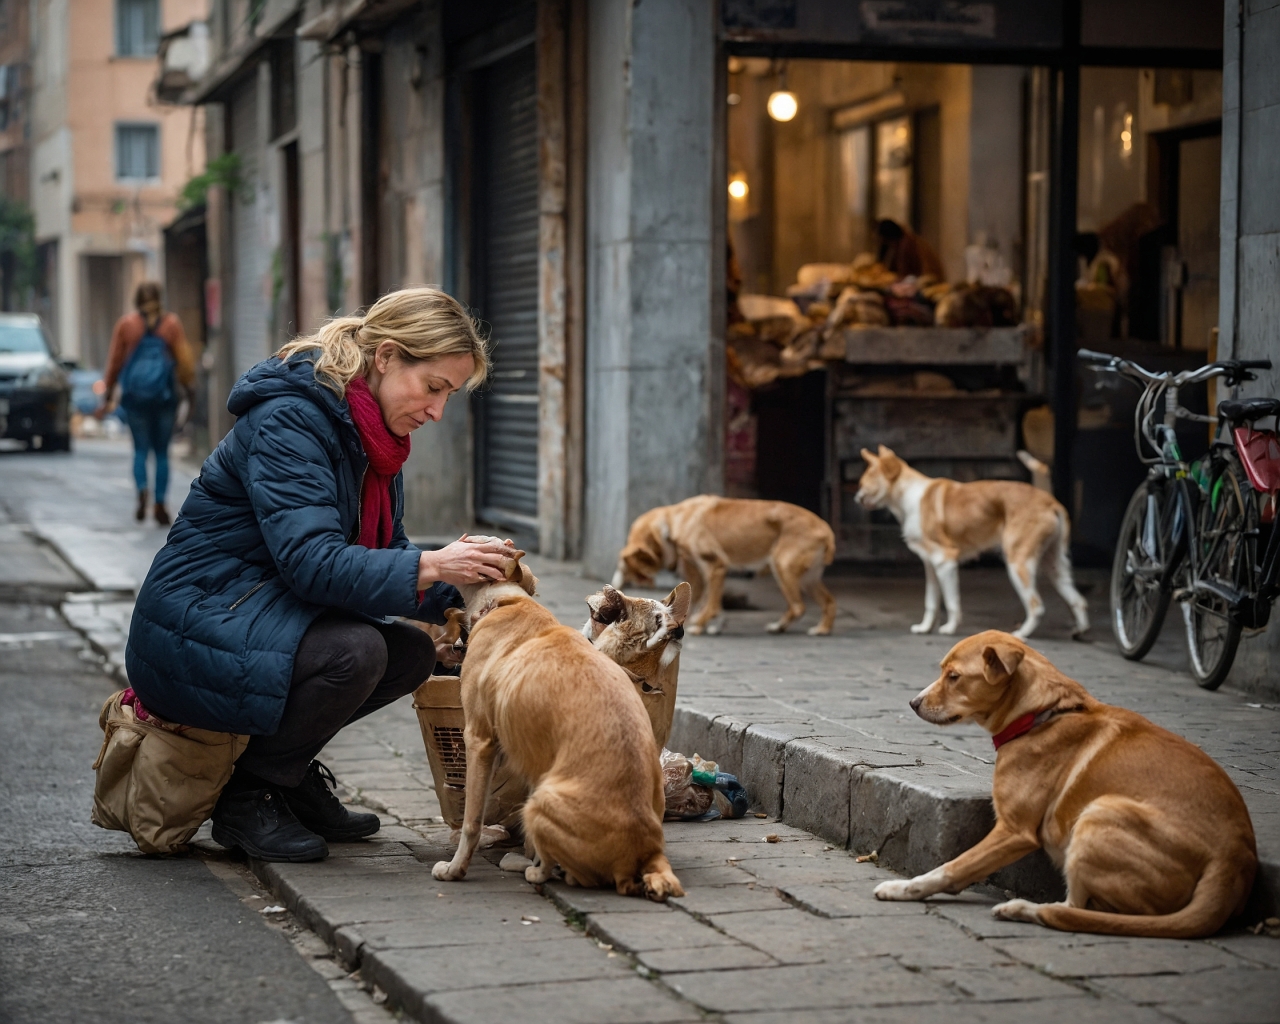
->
[668, 705, 1280, 917]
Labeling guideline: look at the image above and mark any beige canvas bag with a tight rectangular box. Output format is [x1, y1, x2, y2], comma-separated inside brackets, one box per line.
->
[91, 690, 249, 854]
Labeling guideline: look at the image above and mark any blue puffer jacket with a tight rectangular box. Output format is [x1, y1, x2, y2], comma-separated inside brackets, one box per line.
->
[125, 353, 460, 735]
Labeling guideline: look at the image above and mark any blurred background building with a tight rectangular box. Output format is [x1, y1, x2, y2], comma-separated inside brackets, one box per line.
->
[26, 0, 207, 369]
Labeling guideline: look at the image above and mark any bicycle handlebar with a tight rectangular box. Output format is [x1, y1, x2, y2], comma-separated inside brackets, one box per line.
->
[1076, 349, 1272, 387]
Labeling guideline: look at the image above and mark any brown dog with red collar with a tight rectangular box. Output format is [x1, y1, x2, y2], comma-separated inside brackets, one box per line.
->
[873, 631, 1256, 937]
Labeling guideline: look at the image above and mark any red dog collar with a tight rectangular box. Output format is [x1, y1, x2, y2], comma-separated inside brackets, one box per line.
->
[992, 706, 1083, 750]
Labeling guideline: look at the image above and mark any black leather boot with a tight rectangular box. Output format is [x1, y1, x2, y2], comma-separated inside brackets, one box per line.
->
[211, 785, 328, 862]
[135, 489, 148, 522]
[282, 761, 381, 842]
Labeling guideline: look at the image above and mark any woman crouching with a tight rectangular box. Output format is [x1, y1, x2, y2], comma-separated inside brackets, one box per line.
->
[125, 288, 513, 861]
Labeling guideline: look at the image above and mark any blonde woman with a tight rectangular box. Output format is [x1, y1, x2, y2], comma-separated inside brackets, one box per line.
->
[125, 288, 509, 862]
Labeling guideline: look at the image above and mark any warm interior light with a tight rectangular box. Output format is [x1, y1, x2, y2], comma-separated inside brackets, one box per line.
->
[767, 89, 799, 122]
[1120, 112, 1134, 153]
[728, 177, 749, 200]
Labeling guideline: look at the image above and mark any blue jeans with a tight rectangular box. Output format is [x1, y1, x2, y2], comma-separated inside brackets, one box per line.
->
[124, 403, 176, 500]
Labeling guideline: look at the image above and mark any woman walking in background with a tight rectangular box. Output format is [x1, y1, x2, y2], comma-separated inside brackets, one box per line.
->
[98, 282, 195, 525]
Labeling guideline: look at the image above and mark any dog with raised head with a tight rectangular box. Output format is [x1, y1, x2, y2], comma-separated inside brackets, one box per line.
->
[583, 583, 691, 750]
[431, 540, 683, 901]
[613, 496, 836, 636]
[855, 445, 1088, 639]
[873, 631, 1257, 938]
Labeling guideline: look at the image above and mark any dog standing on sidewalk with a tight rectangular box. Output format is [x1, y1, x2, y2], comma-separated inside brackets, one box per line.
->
[612, 496, 837, 636]
[873, 631, 1257, 938]
[431, 540, 683, 901]
[855, 445, 1089, 639]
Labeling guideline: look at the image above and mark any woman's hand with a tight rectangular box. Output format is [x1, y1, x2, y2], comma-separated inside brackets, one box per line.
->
[418, 535, 516, 588]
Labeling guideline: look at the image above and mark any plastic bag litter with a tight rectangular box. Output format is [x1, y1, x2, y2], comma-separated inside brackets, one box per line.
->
[660, 749, 750, 821]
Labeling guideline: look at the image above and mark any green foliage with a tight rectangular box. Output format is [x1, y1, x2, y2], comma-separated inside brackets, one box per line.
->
[0, 195, 36, 294]
[177, 152, 246, 211]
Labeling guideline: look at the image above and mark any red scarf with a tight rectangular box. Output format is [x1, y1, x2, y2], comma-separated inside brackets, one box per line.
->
[345, 375, 411, 549]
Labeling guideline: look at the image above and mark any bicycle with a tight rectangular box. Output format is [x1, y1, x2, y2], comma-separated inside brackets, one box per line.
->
[1077, 349, 1276, 688]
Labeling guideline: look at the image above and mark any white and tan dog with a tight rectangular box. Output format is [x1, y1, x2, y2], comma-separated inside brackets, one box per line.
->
[612, 496, 836, 636]
[873, 631, 1257, 938]
[432, 541, 682, 901]
[855, 446, 1088, 639]
[583, 583, 691, 750]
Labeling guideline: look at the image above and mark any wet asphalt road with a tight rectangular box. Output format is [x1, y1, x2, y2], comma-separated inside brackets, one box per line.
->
[0, 599, 355, 1024]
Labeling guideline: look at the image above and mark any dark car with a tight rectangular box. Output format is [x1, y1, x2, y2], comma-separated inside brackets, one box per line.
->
[0, 314, 73, 451]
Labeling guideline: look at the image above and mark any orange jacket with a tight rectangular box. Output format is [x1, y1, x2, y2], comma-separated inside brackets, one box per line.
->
[103, 311, 197, 396]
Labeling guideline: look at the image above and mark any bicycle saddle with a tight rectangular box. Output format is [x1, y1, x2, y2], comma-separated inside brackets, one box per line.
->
[1217, 398, 1280, 424]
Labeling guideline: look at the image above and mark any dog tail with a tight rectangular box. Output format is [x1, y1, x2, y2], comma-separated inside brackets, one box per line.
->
[1034, 855, 1254, 938]
[821, 523, 836, 566]
[1017, 449, 1052, 492]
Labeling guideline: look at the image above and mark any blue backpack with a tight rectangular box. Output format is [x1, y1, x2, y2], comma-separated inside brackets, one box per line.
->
[120, 328, 175, 408]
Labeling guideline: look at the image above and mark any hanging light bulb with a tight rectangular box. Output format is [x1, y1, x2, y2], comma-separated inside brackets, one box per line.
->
[767, 89, 799, 121]
[728, 174, 749, 200]
[767, 62, 798, 122]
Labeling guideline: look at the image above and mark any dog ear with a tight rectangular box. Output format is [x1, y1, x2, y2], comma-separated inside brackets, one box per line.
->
[622, 543, 659, 572]
[878, 448, 904, 483]
[860, 447, 879, 464]
[664, 581, 692, 624]
[516, 562, 538, 595]
[981, 641, 1025, 686]
[589, 585, 627, 624]
[499, 548, 527, 581]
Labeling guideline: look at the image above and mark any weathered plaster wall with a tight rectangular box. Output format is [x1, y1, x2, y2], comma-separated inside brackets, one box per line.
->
[582, 0, 720, 579]
[1220, 0, 1280, 700]
[379, 3, 473, 539]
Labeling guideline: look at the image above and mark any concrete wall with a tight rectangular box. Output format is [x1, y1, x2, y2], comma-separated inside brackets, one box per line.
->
[582, 0, 721, 579]
[377, 3, 475, 539]
[1219, 0, 1280, 700]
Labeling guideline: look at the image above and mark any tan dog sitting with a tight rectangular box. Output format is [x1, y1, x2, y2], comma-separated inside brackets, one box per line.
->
[613, 496, 836, 636]
[431, 541, 683, 901]
[583, 583, 691, 749]
[855, 446, 1089, 639]
[873, 631, 1257, 938]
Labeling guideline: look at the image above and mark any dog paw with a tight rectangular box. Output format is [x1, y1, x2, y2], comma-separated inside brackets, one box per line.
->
[765, 621, 787, 634]
[910, 622, 934, 634]
[643, 871, 685, 902]
[524, 863, 553, 885]
[432, 860, 465, 881]
[938, 622, 959, 636]
[806, 625, 831, 636]
[991, 898, 1042, 923]
[686, 623, 705, 636]
[873, 879, 920, 901]
[705, 621, 723, 636]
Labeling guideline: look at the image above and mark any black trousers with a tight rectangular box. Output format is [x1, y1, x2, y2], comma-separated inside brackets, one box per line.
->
[236, 612, 436, 788]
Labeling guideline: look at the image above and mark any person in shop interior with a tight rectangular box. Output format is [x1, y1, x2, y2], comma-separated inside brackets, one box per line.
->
[98, 281, 197, 526]
[876, 218, 945, 280]
[123, 287, 515, 862]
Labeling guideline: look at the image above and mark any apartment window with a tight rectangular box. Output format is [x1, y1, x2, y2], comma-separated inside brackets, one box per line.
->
[116, 0, 159, 57]
[116, 123, 159, 180]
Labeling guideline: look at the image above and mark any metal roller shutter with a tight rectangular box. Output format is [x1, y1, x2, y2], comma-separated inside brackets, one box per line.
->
[474, 44, 539, 534]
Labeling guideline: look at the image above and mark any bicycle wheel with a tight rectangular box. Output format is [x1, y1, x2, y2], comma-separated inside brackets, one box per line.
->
[1183, 461, 1255, 690]
[1111, 482, 1174, 659]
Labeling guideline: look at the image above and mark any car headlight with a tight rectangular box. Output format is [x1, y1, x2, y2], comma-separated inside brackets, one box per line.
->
[24, 361, 65, 389]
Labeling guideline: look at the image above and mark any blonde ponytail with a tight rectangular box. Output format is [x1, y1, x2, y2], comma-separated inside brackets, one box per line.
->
[276, 287, 489, 394]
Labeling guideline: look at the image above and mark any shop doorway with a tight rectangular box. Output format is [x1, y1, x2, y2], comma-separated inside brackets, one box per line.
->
[471, 44, 539, 535]
[726, 58, 1037, 561]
